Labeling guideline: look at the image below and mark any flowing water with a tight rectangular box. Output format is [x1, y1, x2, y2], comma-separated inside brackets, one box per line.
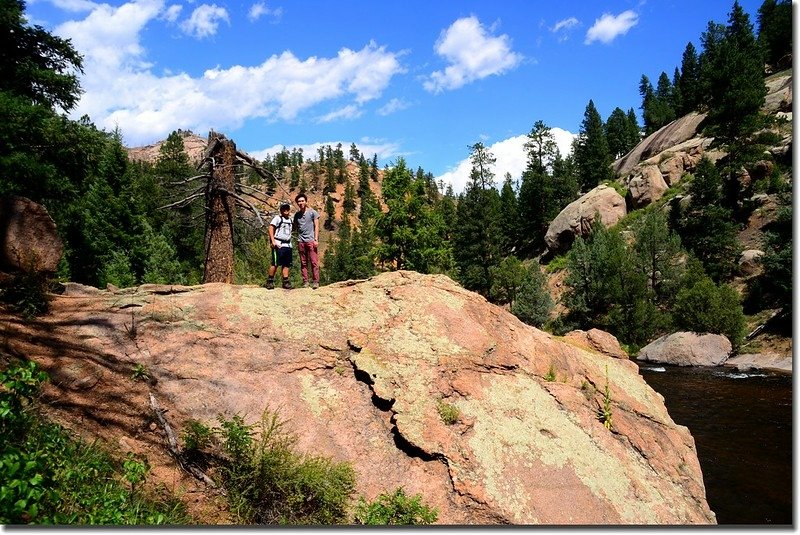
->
[637, 363, 792, 525]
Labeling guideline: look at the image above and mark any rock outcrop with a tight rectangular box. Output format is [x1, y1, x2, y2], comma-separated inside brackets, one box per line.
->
[1, 272, 716, 525]
[544, 185, 627, 254]
[637, 332, 732, 367]
[0, 196, 63, 273]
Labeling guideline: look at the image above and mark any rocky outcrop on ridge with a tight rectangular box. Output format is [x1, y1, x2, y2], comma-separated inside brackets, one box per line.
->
[544, 185, 626, 254]
[1, 271, 716, 524]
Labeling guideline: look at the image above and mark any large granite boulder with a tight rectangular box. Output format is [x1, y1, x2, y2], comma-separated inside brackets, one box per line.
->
[0, 196, 62, 273]
[625, 165, 668, 210]
[3, 271, 716, 525]
[638, 332, 732, 367]
[544, 185, 626, 254]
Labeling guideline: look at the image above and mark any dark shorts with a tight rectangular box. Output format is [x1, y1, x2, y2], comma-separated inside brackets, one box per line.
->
[272, 246, 292, 268]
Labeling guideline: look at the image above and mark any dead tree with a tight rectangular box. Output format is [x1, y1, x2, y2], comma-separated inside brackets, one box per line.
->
[161, 130, 293, 284]
[202, 135, 237, 283]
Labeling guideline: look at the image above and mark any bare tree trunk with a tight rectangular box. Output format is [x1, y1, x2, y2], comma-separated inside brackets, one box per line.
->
[202, 136, 237, 283]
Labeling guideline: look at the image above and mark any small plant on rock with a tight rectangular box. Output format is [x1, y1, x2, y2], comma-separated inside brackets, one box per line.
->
[436, 399, 459, 426]
[600, 364, 613, 431]
[353, 487, 438, 525]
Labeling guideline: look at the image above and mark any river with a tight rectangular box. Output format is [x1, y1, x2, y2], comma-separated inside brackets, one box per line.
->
[637, 363, 792, 526]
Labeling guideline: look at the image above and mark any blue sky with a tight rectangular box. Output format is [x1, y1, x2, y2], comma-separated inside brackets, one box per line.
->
[26, 0, 764, 193]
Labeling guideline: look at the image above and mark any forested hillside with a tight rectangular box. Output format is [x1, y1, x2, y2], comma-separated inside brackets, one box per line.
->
[0, 0, 792, 356]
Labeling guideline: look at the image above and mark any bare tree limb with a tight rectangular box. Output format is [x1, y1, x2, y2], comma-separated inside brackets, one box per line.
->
[149, 392, 221, 492]
[158, 190, 205, 210]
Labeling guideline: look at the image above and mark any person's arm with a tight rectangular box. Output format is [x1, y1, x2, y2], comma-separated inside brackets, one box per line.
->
[313, 214, 319, 244]
[268, 223, 277, 247]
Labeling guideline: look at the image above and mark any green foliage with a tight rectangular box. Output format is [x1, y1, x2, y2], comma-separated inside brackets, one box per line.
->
[213, 411, 356, 525]
[573, 100, 614, 191]
[130, 364, 150, 382]
[757, 0, 792, 69]
[544, 363, 556, 382]
[601, 365, 613, 430]
[0, 270, 52, 318]
[181, 420, 214, 452]
[674, 274, 746, 347]
[511, 264, 553, 328]
[699, 2, 767, 146]
[375, 158, 452, 274]
[0, 360, 189, 525]
[435, 399, 459, 426]
[353, 488, 438, 525]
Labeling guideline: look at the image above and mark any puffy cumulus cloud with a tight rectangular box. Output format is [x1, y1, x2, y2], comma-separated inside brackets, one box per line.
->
[435, 128, 576, 194]
[53, 0, 404, 146]
[248, 2, 282, 23]
[56, 0, 163, 72]
[180, 4, 230, 39]
[423, 15, 522, 93]
[584, 10, 638, 45]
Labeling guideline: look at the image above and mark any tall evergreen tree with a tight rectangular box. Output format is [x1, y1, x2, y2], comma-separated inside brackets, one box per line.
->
[573, 100, 613, 191]
[757, 0, 792, 70]
[700, 1, 767, 145]
[605, 107, 632, 159]
[679, 42, 702, 113]
[452, 143, 502, 297]
[498, 174, 519, 257]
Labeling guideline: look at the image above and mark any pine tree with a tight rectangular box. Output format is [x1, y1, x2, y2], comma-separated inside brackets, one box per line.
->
[498, 174, 519, 257]
[700, 1, 767, 145]
[604, 107, 631, 159]
[452, 143, 502, 297]
[625, 108, 641, 151]
[679, 42, 702, 114]
[757, 0, 792, 70]
[511, 264, 553, 328]
[324, 194, 335, 230]
[573, 100, 613, 191]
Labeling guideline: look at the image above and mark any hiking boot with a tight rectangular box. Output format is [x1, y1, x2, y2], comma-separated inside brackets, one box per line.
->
[302, 281, 310, 288]
[282, 280, 293, 290]
[265, 279, 274, 290]
[311, 281, 319, 290]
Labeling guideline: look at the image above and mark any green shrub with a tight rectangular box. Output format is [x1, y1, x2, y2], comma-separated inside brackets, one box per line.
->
[0, 360, 190, 525]
[181, 420, 214, 452]
[353, 487, 438, 525]
[215, 410, 356, 525]
[674, 277, 746, 347]
[0, 271, 52, 318]
[436, 399, 459, 425]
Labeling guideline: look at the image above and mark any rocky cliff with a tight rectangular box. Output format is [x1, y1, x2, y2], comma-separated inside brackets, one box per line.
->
[2, 271, 716, 525]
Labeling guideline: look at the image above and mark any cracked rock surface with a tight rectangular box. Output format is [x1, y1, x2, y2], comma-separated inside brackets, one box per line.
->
[1, 270, 715, 524]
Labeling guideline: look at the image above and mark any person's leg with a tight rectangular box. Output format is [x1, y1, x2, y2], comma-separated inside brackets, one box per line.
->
[265, 249, 278, 289]
[309, 243, 320, 287]
[279, 248, 292, 289]
[297, 242, 310, 284]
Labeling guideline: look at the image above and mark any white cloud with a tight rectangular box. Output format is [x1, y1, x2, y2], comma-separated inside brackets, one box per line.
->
[423, 15, 522, 93]
[584, 10, 638, 45]
[180, 4, 230, 39]
[435, 128, 576, 194]
[552, 17, 578, 33]
[377, 98, 410, 116]
[162, 4, 181, 23]
[317, 104, 362, 123]
[249, 139, 401, 163]
[53, 2, 405, 147]
[50, 0, 99, 13]
[56, 0, 162, 71]
[551, 16, 579, 42]
[248, 2, 282, 23]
